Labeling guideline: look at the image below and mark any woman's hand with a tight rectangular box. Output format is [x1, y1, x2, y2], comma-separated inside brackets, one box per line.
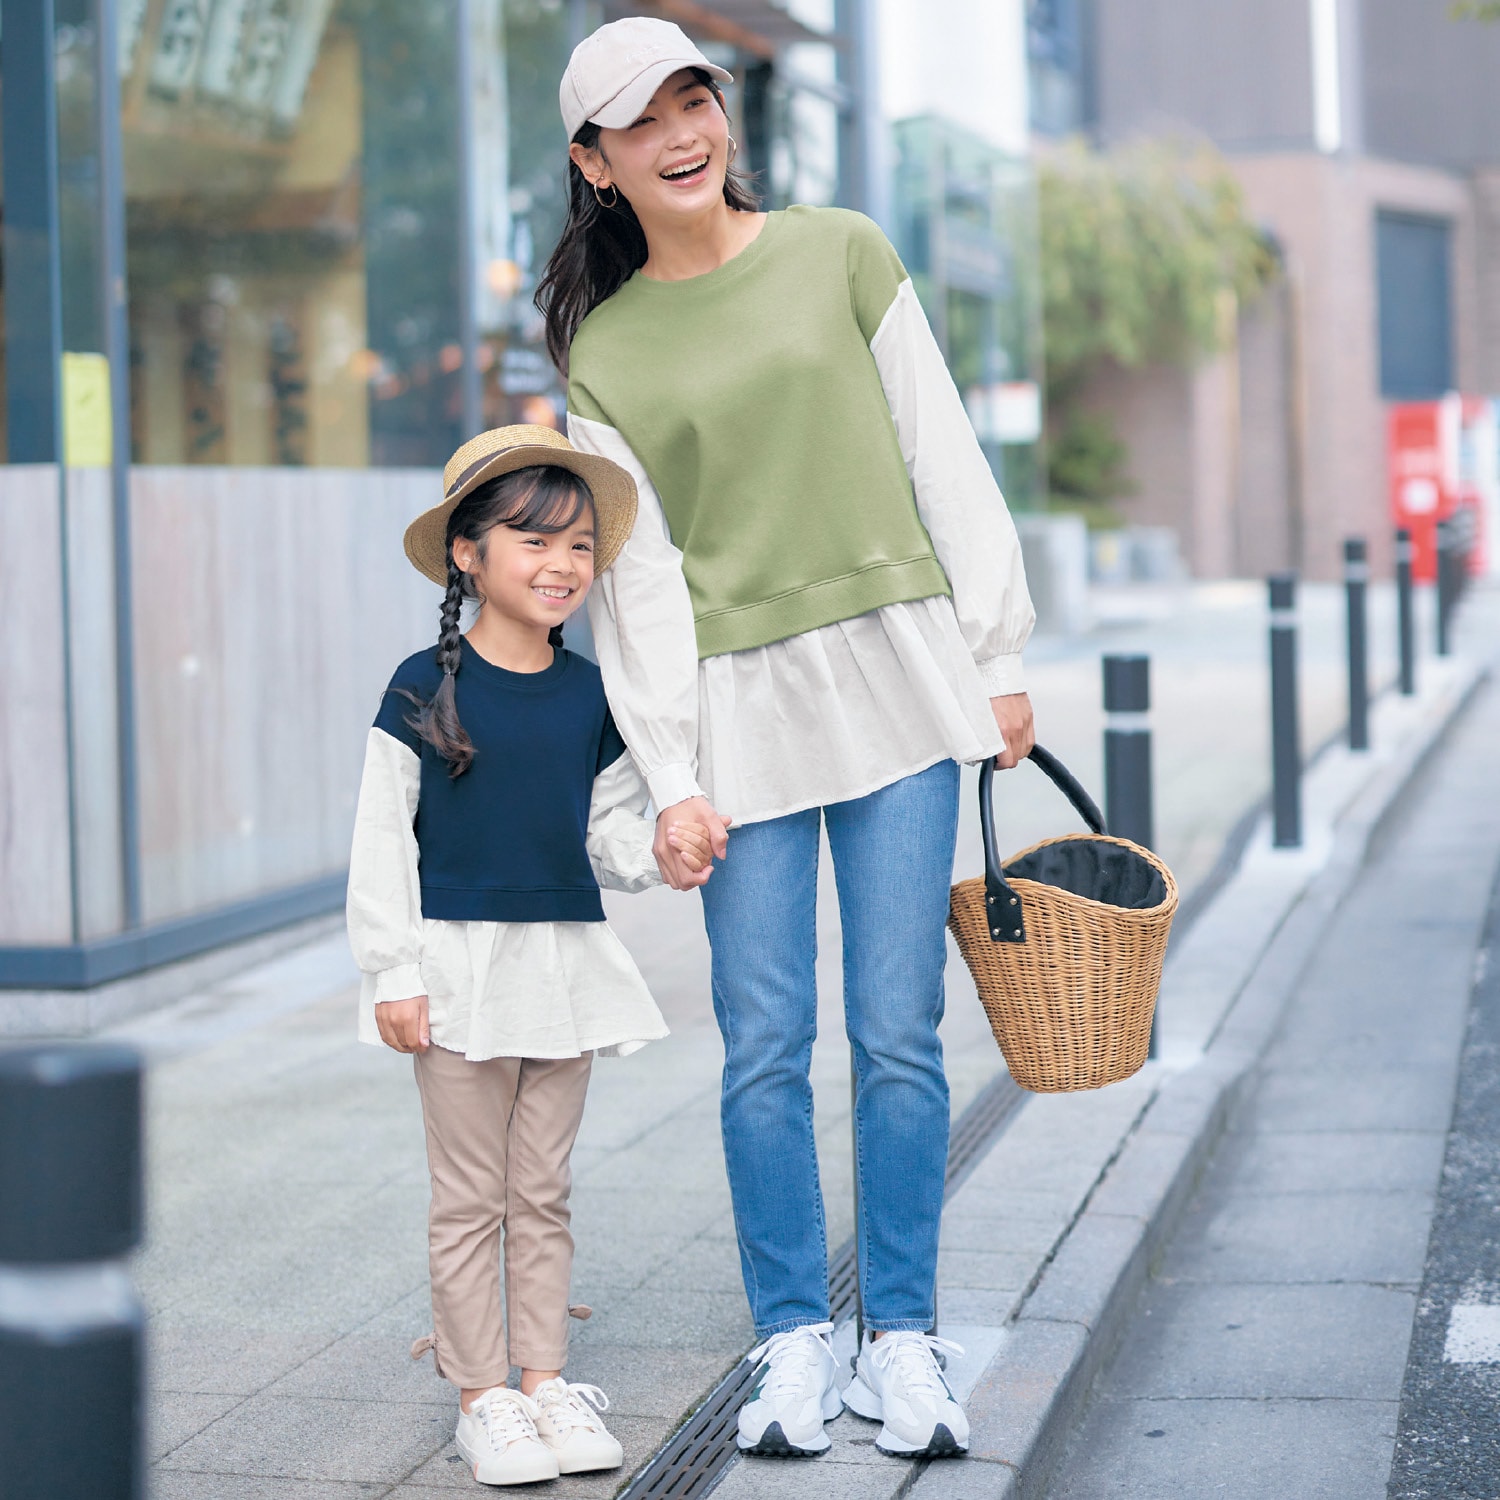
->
[375, 995, 431, 1053]
[666, 821, 719, 874]
[654, 797, 732, 889]
[990, 692, 1036, 770]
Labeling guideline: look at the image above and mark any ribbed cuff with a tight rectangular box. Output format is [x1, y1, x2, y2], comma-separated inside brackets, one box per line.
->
[975, 652, 1026, 697]
[372, 964, 425, 1004]
[646, 762, 705, 813]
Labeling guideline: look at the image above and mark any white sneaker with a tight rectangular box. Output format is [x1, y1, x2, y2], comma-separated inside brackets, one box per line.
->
[842, 1331, 969, 1457]
[736, 1321, 842, 1456]
[531, 1377, 624, 1474]
[454, 1387, 560, 1486]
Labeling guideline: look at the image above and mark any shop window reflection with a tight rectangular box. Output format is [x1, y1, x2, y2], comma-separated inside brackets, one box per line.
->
[122, 0, 462, 467]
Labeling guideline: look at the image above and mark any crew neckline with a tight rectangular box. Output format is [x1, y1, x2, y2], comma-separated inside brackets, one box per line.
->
[460, 636, 572, 690]
[627, 209, 783, 294]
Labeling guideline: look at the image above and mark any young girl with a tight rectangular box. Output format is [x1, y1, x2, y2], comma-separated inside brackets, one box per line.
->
[346, 424, 720, 1487]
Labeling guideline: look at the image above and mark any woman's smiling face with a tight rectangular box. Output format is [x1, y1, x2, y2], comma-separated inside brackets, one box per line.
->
[573, 68, 730, 224]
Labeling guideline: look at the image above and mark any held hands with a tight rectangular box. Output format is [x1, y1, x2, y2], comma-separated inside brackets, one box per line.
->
[990, 692, 1036, 770]
[655, 796, 733, 890]
[375, 994, 430, 1054]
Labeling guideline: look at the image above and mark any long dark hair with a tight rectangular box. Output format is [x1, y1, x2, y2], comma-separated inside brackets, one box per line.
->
[535, 68, 760, 374]
[403, 465, 594, 778]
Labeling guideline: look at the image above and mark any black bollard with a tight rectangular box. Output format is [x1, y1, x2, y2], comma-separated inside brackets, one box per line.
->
[1103, 654, 1156, 1054]
[1436, 519, 1454, 657]
[1103, 655, 1153, 848]
[1268, 574, 1302, 849]
[1343, 538, 1369, 751]
[0, 1045, 145, 1500]
[1395, 527, 1416, 696]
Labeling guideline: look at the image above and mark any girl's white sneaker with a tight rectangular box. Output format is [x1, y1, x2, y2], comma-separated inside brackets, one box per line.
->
[455, 1387, 560, 1486]
[531, 1377, 625, 1473]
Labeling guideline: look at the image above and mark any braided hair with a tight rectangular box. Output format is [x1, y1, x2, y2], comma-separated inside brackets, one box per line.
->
[403, 465, 593, 777]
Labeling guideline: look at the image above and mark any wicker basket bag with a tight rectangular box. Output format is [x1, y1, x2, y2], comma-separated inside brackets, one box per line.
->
[949, 746, 1178, 1093]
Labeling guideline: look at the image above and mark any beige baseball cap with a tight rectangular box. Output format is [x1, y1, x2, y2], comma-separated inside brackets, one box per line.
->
[560, 16, 732, 141]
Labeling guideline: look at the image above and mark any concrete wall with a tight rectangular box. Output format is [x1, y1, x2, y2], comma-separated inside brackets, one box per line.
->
[0, 465, 437, 946]
[1361, 0, 1500, 172]
[1094, 0, 1315, 149]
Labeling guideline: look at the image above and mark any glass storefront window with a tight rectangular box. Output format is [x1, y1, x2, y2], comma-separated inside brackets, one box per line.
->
[122, 0, 465, 468]
[892, 115, 1045, 508]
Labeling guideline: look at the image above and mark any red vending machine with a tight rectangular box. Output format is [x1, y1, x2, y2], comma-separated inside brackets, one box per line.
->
[1388, 397, 1492, 581]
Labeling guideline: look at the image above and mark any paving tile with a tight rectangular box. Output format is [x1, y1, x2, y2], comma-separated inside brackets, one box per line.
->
[148, 1321, 334, 1396]
[152, 1474, 383, 1499]
[568, 1288, 754, 1354]
[156, 1394, 450, 1484]
[1240, 1066, 1459, 1134]
[149, 1390, 243, 1461]
[263, 1333, 457, 1406]
[1047, 1396, 1401, 1499]
[1098, 1281, 1418, 1401]
[1158, 1188, 1434, 1285]
[1214, 1128, 1448, 1196]
[560, 1345, 738, 1420]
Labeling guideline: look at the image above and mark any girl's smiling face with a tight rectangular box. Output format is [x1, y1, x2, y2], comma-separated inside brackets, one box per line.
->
[452, 499, 596, 637]
[572, 68, 729, 225]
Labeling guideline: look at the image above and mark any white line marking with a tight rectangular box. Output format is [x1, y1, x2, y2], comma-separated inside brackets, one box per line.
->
[1443, 1303, 1500, 1363]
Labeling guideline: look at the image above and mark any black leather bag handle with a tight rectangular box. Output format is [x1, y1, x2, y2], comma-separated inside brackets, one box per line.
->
[979, 745, 1107, 945]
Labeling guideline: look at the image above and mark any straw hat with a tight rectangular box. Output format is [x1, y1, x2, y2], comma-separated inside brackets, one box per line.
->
[403, 424, 638, 586]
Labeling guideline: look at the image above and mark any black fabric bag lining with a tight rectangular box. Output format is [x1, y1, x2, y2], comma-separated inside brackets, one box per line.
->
[1005, 838, 1167, 911]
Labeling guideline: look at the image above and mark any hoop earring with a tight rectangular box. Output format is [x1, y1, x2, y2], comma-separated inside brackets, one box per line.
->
[727, 134, 739, 163]
[593, 180, 618, 209]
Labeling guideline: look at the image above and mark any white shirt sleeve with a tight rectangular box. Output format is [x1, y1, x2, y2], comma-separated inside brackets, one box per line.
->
[346, 727, 426, 1043]
[568, 410, 706, 811]
[869, 278, 1036, 696]
[586, 751, 663, 893]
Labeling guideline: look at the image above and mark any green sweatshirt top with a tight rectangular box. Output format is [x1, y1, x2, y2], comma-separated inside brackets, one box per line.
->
[567, 206, 951, 659]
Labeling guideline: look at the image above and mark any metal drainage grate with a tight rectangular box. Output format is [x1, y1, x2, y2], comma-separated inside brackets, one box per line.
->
[619, 1070, 1025, 1500]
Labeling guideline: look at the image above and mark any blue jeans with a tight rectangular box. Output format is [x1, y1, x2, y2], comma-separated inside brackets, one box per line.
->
[699, 759, 960, 1337]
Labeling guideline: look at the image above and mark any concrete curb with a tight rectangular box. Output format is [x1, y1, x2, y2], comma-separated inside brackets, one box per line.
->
[922, 654, 1492, 1500]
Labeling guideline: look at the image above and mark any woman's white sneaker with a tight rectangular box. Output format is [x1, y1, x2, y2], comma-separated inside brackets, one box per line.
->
[531, 1377, 624, 1473]
[841, 1331, 969, 1457]
[454, 1387, 559, 1485]
[736, 1321, 842, 1455]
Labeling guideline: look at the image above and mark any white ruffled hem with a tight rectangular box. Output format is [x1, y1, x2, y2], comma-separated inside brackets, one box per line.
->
[358, 918, 667, 1063]
[696, 597, 1003, 824]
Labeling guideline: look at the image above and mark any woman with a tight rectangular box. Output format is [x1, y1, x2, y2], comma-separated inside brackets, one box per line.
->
[538, 15, 1036, 1463]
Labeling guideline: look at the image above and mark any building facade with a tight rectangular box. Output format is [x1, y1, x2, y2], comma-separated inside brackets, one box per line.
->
[0, 0, 1042, 1015]
[1029, 0, 1500, 581]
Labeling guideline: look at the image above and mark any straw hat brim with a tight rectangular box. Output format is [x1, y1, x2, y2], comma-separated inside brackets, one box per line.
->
[403, 445, 638, 588]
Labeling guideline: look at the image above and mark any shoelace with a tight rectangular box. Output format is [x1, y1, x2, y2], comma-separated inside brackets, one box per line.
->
[866, 1331, 965, 1401]
[536, 1381, 610, 1434]
[472, 1387, 542, 1450]
[746, 1320, 837, 1401]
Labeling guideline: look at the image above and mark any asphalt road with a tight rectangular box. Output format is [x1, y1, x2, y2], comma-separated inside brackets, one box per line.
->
[1387, 864, 1500, 1499]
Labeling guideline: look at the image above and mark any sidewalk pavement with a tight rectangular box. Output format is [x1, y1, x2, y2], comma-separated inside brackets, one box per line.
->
[1046, 629, 1500, 1496]
[111, 579, 1483, 1498]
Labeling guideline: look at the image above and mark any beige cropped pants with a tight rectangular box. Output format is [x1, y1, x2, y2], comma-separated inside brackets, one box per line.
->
[411, 1042, 593, 1390]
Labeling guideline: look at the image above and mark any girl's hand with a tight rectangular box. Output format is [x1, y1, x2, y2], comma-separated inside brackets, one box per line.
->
[990, 692, 1036, 770]
[654, 797, 731, 889]
[375, 995, 431, 1053]
[667, 820, 720, 874]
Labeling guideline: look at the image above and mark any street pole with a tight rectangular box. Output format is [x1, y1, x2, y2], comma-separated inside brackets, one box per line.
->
[1102, 654, 1155, 1054]
[1269, 574, 1302, 849]
[1395, 527, 1416, 696]
[1343, 538, 1369, 751]
[1436, 519, 1454, 658]
[0, 1044, 145, 1499]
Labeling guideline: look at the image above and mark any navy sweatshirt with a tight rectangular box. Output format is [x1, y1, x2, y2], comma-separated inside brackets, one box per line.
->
[374, 641, 627, 923]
